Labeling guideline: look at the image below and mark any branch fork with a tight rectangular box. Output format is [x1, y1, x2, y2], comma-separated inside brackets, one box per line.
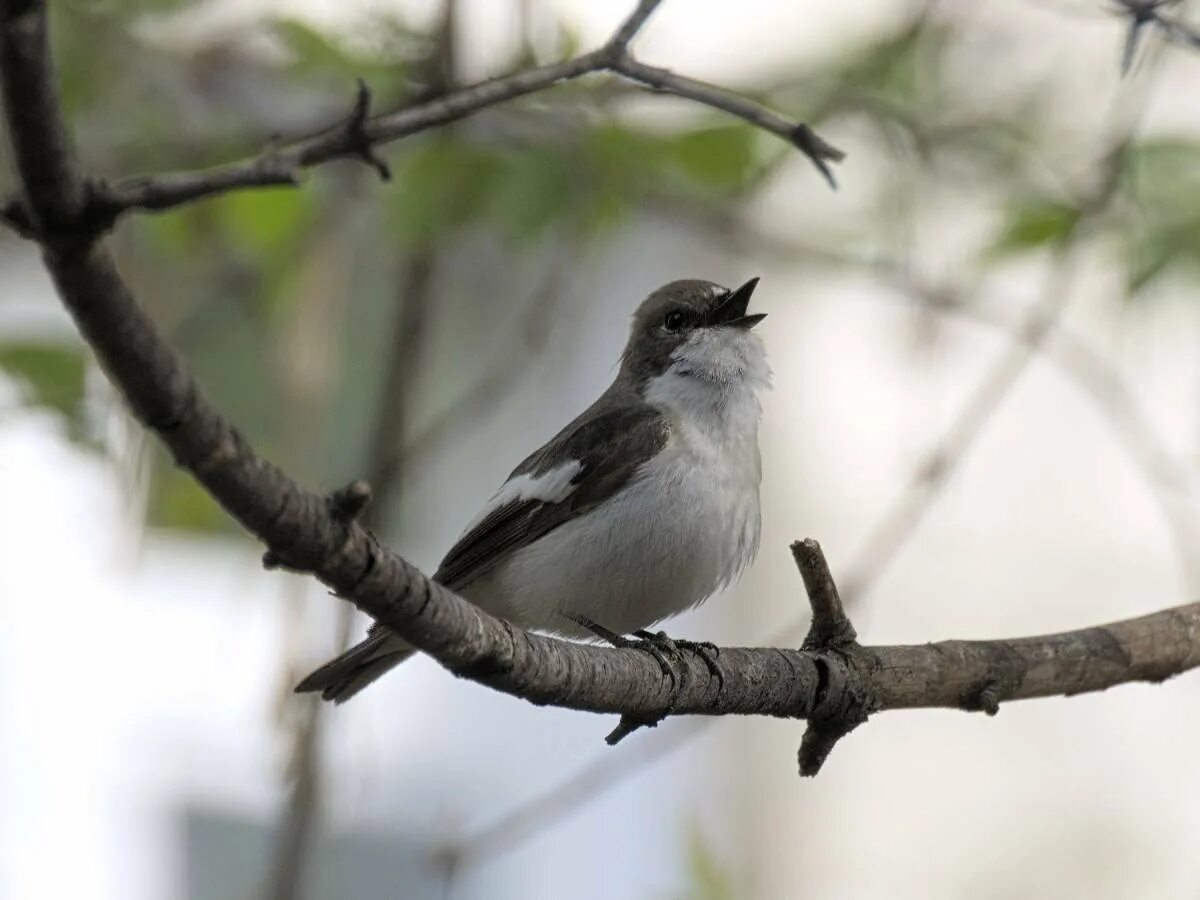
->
[792, 539, 868, 776]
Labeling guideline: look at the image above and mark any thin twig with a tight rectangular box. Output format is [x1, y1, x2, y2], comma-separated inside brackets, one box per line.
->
[0, 0, 838, 234]
[606, 56, 845, 187]
[607, 0, 665, 50]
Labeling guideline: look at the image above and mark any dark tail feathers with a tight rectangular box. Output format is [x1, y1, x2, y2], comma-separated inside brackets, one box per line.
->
[294, 631, 415, 703]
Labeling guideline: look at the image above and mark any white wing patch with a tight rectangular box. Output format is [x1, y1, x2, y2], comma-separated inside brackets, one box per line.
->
[463, 459, 583, 532]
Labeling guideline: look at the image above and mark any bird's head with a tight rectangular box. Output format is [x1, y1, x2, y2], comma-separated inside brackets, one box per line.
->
[621, 277, 769, 389]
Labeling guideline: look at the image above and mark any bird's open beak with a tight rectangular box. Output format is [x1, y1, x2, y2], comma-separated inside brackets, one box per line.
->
[709, 277, 766, 329]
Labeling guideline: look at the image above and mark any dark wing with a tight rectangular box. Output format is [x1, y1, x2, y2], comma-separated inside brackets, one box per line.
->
[432, 403, 671, 592]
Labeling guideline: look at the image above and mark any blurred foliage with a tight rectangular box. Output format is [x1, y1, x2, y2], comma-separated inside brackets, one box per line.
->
[0, 341, 91, 443]
[1122, 138, 1200, 296]
[3, 1, 1195, 538]
[271, 16, 425, 88]
[988, 197, 1081, 257]
[146, 464, 230, 533]
[668, 827, 738, 900]
[824, 17, 946, 105]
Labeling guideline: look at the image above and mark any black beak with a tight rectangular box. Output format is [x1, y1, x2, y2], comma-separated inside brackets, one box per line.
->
[708, 277, 766, 329]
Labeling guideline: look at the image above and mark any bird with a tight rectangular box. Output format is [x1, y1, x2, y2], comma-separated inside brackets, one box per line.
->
[296, 277, 770, 702]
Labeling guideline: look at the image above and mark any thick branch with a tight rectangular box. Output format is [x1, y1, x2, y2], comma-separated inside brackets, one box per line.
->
[1, 0, 1197, 768]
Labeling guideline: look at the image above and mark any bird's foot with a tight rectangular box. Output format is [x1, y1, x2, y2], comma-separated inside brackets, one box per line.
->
[633, 630, 723, 690]
[568, 616, 677, 683]
[566, 616, 722, 691]
[567, 616, 724, 746]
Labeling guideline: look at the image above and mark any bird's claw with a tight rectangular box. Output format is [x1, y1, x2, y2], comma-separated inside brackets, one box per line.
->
[634, 630, 724, 690]
[567, 616, 723, 692]
[569, 616, 677, 683]
[633, 631, 724, 688]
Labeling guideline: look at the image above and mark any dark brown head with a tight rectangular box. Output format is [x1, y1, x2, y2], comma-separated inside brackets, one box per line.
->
[621, 278, 766, 384]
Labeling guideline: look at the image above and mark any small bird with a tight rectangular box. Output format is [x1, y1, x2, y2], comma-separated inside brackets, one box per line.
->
[297, 277, 770, 702]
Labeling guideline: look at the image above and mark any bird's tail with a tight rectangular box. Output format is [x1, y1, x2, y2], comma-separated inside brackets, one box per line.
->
[294, 631, 416, 703]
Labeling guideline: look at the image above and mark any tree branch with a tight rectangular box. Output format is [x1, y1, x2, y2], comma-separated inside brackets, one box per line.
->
[0, 0, 838, 236]
[1, 0, 1197, 776]
[606, 56, 845, 187]
[607, 0, 664, 51]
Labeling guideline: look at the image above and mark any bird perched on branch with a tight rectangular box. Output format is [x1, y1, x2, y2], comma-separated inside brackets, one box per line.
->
[297, 277, 770, 702]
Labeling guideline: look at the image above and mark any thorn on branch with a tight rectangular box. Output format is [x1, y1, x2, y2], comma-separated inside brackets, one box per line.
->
[790, 124, 846, 190]
[963, 681, 1002, 716]
[329, 479, 373, 521]
[261, 478, 370, 574]
[606, 712, 663, 745]
[798, 709, 867, 777]
[0, 196, 35, 238]
[978, 686, 1001, 716]
[343, 79, 392, 182]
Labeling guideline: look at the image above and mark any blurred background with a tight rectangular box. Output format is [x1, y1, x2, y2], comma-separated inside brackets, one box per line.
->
[2, 0, 1200, 897]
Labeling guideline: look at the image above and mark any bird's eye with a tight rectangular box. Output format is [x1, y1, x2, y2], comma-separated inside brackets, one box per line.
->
[663, 310, 687, 333]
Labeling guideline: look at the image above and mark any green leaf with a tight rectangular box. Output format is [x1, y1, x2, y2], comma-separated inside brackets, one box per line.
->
[0, 341, 86, 420]
[1125, 216, 1200, 297]
[988, 199, 1080, 257]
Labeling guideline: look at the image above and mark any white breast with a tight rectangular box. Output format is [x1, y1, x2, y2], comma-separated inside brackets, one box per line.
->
[469, 332, 768, 638]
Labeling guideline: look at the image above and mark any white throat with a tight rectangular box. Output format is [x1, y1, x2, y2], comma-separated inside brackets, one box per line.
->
[643, 327, 771, 435]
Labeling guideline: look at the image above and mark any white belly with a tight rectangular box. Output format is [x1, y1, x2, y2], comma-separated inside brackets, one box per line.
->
[466, 395, 762, 637]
